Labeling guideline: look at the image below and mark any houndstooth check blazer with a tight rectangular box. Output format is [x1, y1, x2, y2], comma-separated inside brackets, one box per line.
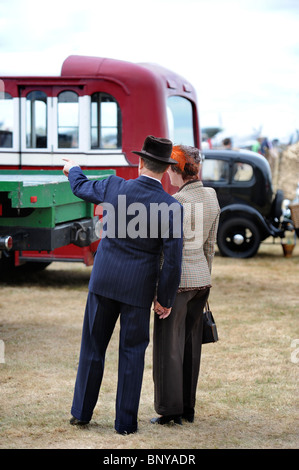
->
[173, 180, 220, 289]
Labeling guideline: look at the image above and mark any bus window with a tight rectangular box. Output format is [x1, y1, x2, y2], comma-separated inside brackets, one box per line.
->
[0, 92, 13, 148]
[91, 93, 121, 149]
[26, 91, 47, 148]
[167, 96, 194, 146]
[58, 91, 79, 148]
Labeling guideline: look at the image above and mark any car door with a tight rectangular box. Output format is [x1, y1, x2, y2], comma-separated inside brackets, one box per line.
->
[201, 155, 232, 207]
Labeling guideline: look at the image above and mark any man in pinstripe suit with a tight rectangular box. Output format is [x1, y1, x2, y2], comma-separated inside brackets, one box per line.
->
[62, 136, 183, 435]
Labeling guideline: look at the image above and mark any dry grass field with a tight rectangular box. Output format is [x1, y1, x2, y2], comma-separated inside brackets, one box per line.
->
[0, 240, 298, 450]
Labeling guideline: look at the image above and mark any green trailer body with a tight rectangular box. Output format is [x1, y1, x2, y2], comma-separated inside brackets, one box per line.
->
[0, 169, 114, 254]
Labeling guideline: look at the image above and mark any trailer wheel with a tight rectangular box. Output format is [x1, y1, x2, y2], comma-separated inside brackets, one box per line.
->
[0, 252, 15, 274]
[22, 261, 52, 272]
[217, 217, 261, 258]
[0, 253, 51, 279]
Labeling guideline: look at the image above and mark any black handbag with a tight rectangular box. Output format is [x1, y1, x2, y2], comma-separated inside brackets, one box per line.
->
[202, 302, 218, 344]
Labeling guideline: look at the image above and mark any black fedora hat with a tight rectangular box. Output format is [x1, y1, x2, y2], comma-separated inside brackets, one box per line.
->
[132, 135, 178, 165]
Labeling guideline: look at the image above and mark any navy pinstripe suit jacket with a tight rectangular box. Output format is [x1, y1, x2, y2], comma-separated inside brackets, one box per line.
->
[68, 168, 183, 309]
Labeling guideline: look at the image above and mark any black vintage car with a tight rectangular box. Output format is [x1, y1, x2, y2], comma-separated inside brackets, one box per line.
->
[201, 149, 290, 258]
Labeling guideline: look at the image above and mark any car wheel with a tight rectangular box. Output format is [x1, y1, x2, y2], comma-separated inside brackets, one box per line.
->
[217, 217, 261, 258]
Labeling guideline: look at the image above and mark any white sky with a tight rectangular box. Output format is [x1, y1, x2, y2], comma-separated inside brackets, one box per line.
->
[0, 0, 298, 143]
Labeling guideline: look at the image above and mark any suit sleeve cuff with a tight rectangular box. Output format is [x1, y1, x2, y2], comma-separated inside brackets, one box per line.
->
[68, 165, 80, 176]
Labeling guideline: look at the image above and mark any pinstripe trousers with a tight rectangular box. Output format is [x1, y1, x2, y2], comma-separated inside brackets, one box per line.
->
[153, 287, 210, 416]
[71, 292, 150, 434]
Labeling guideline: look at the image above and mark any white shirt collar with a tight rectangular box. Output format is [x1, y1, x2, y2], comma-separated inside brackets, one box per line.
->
[141, 174, 162, 184]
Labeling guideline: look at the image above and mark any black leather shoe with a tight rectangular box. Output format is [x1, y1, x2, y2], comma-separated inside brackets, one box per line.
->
[70, 416, 89, 426]
[182, 407, 194, 422]
[150, 415, 182, 425]
[115, 429, 137, 435]
[182, 413, 194, 423]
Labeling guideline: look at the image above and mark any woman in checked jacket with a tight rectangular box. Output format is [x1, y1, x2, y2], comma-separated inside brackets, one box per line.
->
[152, 145, 220, 425]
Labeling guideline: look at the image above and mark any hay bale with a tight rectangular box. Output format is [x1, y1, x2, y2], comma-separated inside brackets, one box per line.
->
[275, 142, 299, 200]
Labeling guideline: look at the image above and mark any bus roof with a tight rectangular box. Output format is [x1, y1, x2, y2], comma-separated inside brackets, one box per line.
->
[60, 55, 196, 97]
[2, 55, 197, 104]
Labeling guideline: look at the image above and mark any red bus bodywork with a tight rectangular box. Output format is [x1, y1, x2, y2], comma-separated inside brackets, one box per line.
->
[0, 55, 200, 266]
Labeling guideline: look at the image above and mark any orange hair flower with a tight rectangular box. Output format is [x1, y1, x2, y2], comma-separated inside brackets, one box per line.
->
[171, 145, 201, 179]
[171, 146, 187, 172]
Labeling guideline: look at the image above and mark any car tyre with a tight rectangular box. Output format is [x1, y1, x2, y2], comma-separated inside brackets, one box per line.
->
[217, 217, 261, 258]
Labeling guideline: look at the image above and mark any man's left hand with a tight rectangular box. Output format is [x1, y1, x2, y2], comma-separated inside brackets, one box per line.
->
[154, 300, 172, 319]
